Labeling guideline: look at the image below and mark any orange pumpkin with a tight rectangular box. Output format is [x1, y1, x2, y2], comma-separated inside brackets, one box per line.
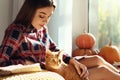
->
[76, 32, 96, 49]
[99, 42, 120, 64]
[72, 48, 99, 57]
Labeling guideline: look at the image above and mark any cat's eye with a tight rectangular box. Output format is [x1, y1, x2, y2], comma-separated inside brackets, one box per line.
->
[59, 59, 61, 63]
[46, 56, 48, 58]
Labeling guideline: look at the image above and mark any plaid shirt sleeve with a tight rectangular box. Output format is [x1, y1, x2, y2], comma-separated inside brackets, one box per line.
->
[0, 24, 25, 66]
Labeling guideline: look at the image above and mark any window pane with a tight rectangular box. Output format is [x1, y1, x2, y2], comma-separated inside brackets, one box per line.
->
[48, 0, 72, 55]
[89, 0, 120, 49]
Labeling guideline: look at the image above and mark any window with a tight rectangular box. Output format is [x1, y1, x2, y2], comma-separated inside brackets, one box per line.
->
[89, 0, 120, 49]
[48, 0, 72, 55]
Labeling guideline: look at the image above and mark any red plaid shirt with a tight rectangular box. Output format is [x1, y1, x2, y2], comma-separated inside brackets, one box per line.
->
[0, 23, 70, 68]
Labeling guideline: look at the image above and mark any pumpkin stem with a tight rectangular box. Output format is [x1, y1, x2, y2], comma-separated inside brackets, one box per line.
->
[109, 40, 112, 46]
[83, 26, 87, 33]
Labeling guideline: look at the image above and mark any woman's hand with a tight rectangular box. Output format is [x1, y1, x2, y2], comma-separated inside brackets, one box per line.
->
[25, 60, 34, 65]
[69, 58, 89, 79]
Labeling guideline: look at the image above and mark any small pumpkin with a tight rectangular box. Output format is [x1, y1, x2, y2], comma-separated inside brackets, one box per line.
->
[72, 48, 99, 57]
[76, 32, 96, 49]
[99, 41, 120, 64]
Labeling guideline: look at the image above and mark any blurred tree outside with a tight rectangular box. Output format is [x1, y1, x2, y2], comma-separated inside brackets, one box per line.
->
[98, 0, 120, 49]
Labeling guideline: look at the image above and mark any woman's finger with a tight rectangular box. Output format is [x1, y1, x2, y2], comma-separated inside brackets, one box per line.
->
[80, 64, 87, 77]
[82, 69, 89, 79]
[74, 63, 82, 75]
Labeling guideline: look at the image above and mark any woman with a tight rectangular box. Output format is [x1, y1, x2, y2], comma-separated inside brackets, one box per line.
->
[0, 0, 120, 80]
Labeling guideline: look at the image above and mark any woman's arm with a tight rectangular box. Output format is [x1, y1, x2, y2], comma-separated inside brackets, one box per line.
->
[0, 24, 25, 66]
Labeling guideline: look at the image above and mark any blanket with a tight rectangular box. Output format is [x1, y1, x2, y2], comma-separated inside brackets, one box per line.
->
[0, 63, 64, 80]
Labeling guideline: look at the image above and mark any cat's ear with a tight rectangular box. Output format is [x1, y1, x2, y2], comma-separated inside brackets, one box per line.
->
[46, 49, 52, 57]
[46, 49, 51, 54]
[57, 50, 63, 57]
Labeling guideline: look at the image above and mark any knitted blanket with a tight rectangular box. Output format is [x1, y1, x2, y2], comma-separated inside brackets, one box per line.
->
[0, 63, 64, 80]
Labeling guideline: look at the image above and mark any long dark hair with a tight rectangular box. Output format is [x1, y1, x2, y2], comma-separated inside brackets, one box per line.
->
[14, 0, 56, 26]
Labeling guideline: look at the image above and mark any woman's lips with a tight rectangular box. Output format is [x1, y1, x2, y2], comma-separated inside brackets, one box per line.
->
[39, 24, 44, 27]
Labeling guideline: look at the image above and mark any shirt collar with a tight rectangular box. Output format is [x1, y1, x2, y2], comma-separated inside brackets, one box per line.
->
[26, 24, 47, 33]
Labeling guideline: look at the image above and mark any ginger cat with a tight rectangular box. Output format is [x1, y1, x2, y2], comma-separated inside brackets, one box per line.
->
[45, 50, 88, 80]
